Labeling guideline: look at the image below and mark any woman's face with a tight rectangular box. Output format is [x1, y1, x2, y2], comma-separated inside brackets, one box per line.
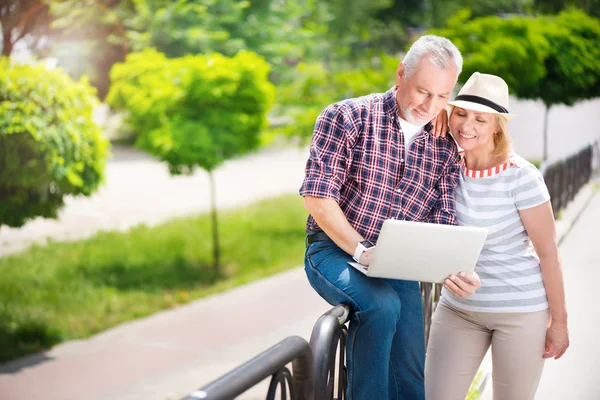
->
[449, 107, 498, 153]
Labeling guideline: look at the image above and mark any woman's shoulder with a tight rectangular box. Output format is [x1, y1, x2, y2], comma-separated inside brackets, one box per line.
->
[505, 153, 549, 199]
[507, 152, 530, 168]
[507, 153, 542, 175]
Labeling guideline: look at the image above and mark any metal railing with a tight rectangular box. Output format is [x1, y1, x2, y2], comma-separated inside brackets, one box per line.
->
[421, 282, 442, 348]
[309, 304, 350, 400]
[185, 336, 314, 400]
[541, 140, 600, 218]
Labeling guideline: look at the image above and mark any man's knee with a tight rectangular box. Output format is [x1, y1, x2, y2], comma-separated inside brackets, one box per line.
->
[363, 287, 402, 324]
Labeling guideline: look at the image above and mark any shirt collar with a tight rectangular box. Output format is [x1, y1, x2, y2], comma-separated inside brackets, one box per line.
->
[383, 85, 434, 134]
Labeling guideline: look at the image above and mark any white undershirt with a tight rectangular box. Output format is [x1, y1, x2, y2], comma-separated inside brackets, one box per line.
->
[397, 116, 426, 158]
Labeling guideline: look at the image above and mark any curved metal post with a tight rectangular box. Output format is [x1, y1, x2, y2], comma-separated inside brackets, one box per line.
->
[309, 304, 351, 400]
[187, 335, 313, 400]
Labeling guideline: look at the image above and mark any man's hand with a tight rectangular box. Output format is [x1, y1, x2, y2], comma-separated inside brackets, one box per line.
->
[432, 109, 449, 138]
[444, 271, 480, 298]
[543, 319, 569, 360]
[359, 248, 376, 268]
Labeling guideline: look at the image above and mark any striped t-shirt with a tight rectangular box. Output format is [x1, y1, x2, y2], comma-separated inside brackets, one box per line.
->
[442, 153, 550, 313]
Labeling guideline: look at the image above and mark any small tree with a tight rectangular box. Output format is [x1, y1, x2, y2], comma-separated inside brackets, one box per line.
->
[0, 58, 110, 228]
[534, 10, 600, 160]
[107, 49, 275, 272]
[433, 8, 600, 161]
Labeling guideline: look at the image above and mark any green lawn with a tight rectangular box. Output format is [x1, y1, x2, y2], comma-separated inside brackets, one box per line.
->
[0, 195, 308, 362]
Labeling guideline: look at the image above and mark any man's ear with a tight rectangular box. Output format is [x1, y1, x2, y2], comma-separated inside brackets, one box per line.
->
[396, 62, 405, 85]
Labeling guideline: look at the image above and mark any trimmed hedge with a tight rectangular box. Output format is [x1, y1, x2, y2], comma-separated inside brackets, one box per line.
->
[0, 58, 110, 227]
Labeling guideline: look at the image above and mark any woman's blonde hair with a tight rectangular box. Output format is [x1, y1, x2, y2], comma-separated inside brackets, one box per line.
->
[493, 115, 512, 158]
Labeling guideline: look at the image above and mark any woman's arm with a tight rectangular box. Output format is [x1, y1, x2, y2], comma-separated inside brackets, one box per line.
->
[519, 200, 569, 359]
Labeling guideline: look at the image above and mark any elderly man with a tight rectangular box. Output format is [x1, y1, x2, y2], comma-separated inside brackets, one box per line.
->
[300, 35, 478, 400]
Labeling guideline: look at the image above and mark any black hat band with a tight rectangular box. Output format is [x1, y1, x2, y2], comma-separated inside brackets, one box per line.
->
[455, 94, 509, 114]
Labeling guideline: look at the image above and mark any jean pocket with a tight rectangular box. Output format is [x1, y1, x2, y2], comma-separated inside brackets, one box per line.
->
[306, 241, 339, 269]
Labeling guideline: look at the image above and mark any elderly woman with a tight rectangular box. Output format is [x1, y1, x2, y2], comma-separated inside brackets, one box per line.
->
[425, 72, 570, 400]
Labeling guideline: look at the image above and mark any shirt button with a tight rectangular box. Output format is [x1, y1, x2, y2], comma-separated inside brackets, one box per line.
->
[400, 158, 404, 163]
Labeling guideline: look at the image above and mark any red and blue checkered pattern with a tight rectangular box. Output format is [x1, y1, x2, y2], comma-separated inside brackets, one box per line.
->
[300, 86, 461, 242]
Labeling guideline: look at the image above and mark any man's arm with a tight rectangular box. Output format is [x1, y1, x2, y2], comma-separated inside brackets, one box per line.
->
[303, 197, 362, 252]
[300, 102, 374, 264]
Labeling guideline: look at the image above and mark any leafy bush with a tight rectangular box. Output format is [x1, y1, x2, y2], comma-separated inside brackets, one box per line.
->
[0, 58, 110, 228]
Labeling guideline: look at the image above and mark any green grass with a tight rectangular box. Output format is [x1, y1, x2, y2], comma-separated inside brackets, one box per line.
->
[465, 371, 484, 400]
[0, 195, 308, 362]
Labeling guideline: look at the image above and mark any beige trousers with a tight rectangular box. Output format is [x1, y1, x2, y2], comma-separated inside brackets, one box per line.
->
[425, 299, 550, 400]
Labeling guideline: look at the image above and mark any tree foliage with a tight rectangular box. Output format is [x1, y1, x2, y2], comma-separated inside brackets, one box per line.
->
[0, 58, 110, 228]
[535, 9, 600, 107]
[534, 0, 600, 18]
[377, 0, 533, 30]
[41, 0, 409, 91]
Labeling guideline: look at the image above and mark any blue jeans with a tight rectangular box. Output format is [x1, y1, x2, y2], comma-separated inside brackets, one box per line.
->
[304, 237, 425, 400]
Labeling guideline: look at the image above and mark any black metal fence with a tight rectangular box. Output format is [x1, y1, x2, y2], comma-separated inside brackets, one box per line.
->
[541, 140, 600, 218]
[188, 140, 600, 400]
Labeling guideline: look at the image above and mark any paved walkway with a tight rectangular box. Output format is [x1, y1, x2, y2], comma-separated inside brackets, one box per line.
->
[533, 188, 600, 399]
[0, 267, 328, 400]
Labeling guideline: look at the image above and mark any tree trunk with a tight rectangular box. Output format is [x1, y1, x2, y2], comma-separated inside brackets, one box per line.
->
[543, 104, 550, 162]
[208, 171, 220, 273]
[2, 29, 12, 56]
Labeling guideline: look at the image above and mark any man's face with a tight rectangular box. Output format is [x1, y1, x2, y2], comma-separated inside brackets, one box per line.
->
[395, 55, 457, 125]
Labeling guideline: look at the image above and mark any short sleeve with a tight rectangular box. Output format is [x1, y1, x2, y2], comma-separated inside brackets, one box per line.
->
[514, 164, 551, 210]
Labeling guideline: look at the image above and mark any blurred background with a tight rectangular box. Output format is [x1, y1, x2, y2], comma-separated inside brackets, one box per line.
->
[0, 0, 599, 373]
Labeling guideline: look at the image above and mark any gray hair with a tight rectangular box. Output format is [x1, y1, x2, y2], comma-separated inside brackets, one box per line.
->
[403, 35, 463, 79]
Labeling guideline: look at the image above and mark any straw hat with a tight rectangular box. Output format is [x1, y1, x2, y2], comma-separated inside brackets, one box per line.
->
[448, 72, 516, 120]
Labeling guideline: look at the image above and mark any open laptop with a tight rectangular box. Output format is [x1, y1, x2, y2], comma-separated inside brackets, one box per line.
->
[348, 219, 488, 283]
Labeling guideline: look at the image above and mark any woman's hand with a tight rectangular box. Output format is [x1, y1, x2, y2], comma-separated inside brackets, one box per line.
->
[444, 271, 480, 298]
[432, 109, 449, 138]
[543, 318, 569, 360]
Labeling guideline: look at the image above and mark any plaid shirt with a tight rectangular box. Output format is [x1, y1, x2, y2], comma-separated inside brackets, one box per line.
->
[300, 86, 461, 242]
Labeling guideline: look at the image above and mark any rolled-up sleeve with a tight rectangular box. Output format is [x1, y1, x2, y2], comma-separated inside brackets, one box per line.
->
[428, 154, 460, 225]
[299, 103, 356, 202]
